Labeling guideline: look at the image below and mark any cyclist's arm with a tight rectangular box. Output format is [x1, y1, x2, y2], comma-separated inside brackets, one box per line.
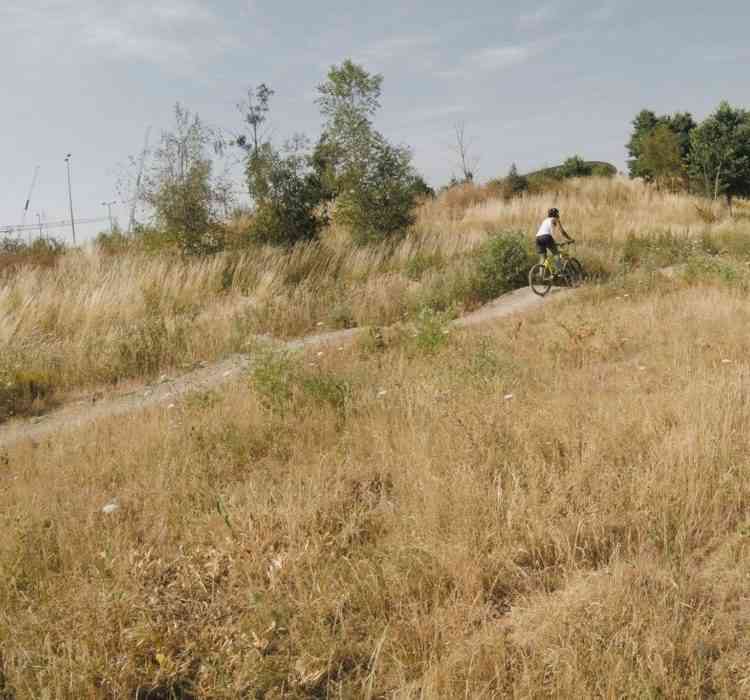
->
[558, 221, 573, 241]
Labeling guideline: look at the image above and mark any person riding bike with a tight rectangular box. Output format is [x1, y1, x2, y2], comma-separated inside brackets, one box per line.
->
[536, 208, 573, 271]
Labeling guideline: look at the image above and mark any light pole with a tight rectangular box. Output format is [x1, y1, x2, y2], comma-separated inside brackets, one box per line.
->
[64, 153, 76, 245]
[101, 200, 116, 233]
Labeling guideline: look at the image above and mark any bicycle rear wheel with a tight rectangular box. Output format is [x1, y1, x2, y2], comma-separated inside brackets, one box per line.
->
[529, 264, 552, 296]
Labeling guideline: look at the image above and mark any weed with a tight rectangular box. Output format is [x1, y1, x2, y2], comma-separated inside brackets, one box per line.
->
[412, 307, 451, 354]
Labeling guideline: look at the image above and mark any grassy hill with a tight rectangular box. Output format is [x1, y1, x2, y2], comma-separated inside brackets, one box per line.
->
[2, 180, 750, 696]
[524, 160, 618, 179]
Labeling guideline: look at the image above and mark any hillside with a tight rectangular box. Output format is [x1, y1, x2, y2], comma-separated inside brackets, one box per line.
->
[2, 179, 750, 697]
[524, 160, 618, 179]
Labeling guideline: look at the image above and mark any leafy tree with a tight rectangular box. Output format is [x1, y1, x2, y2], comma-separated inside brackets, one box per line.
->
[689, 101, 750, 207]
[316, 60, 382, 150]
[237, 84, 275, 203]
[248, 137, 326, 246]
[315, 60, 421, 243]
[236, 83, 274, 157]
[627, 109, 696, 181]
[142, 104, 230, 254]
[502, 163, 529, 198]
[639, 124, 685, 190]
[334, 132, 418, 243]
[559, 155, 592, 178]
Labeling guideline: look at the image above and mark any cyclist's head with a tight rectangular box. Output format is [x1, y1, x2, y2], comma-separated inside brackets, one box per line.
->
[548, 208, 560, 219]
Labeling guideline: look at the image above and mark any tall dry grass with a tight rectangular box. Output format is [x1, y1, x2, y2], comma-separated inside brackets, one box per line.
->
[1, 177, 748, 418]
[2, 269, 750, 696]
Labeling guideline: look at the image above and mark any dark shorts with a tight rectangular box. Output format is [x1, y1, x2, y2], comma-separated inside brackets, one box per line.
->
[536, 234, 558, 256]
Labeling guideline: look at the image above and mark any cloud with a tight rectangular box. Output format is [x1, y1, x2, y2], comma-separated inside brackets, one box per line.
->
[350, 34, 439, 71]
[1, 0, 240, 72]
[471, 45, 537, 71]
[400, 104, 468, 125]
[586, 1, 618, 23]
[436, 42, 541, 79]
[706, 46, 750, 62]
[519, 4, 558, 28]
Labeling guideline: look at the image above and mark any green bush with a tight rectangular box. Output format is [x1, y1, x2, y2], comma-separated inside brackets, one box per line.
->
[413, 307, 451, 354]
[472, 231, 535, 302]
[334, 136, 419, 245]
[247, 148, 325, 247]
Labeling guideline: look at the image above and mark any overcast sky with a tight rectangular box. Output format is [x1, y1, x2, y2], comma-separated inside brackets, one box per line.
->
[1, 0, 748, 241]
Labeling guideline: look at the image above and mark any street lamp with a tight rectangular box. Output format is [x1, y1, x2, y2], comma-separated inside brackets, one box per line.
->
[64, 153, 76, 245]
[101, 200, 116, 233]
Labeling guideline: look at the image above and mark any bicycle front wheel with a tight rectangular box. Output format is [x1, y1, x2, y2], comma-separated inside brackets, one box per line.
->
[529, 264, 552, 296]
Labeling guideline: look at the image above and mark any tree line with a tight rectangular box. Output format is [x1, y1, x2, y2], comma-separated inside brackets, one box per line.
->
[134, 60, 430, 254]
[120, 65, 750, 256]
[626, 101, 750, 207]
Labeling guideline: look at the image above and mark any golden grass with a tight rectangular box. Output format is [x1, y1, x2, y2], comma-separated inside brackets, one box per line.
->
[2, 268, 750, 696]
[1, 178, 748, 418]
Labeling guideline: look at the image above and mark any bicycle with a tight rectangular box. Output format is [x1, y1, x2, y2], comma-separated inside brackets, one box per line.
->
[528, 241, 584, 297]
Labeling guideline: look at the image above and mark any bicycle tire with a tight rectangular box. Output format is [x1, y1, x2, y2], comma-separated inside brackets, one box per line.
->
[529, 264, 552, 296]
[562, 258, 584, 287]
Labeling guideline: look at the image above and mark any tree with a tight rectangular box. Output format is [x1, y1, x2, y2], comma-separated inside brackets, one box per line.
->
[236, 83, 274, 157]
[689, 101, 750, 207]
[452, 122, 479, 183]
[142, 103, 230, 253]
[504, 163, 528, 197]
[237, 84, 275, 204]
[315, 60, 421, 243]
[334, 132, 419, 243]
[627, 109, 696, 181]
[639, 124, 685, 190]
[559, 155, 592, 178]
[248, 136, 326, 246]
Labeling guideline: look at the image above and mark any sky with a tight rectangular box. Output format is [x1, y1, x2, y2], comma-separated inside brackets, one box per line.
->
[1, 0, 748, 242]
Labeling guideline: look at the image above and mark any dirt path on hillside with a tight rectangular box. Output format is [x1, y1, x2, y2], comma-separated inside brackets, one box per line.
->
[0, 286, 566, 449]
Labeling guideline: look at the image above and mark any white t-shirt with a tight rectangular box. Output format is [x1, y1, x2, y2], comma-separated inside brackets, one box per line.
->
[536, 217, 557, 238]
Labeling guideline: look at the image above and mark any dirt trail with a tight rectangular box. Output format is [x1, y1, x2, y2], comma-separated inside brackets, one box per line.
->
[0, 286, 565, 449]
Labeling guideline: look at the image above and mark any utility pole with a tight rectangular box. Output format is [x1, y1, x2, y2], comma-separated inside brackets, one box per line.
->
[101, 200, 116, 233]
[64, 153, 76, 245]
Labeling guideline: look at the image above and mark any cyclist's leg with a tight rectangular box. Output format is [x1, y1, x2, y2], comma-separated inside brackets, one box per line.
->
[535, 236, 547, 265]
[548, 239, 560, 271]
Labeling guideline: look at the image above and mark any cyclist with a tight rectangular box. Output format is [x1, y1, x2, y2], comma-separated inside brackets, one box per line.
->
[536, 208, 573, 271]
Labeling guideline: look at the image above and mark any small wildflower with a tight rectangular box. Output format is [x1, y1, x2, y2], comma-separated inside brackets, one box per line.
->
[504, 394, 514, 401]
[317, 351, 324, 357]
[102, 500, 119, 515]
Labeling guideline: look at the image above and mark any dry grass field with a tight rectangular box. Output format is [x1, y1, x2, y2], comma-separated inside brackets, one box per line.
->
[3, 257, 750, 696]
[2, 179, 750, 697]
[2, 177, 749, 423]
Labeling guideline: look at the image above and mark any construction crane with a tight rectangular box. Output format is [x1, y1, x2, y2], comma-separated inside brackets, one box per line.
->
[21, 166, 40, 229]
[128, 126, 151, 233]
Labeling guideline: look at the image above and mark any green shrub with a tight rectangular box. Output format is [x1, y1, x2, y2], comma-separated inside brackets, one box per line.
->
[333, 136, 419, 245]
[250, 348, 353, 420]
[405, 252, 445, 281]
[472, 231, 535, 301]
[413, 307, 451, 354]
[247, 148, 325, 247]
